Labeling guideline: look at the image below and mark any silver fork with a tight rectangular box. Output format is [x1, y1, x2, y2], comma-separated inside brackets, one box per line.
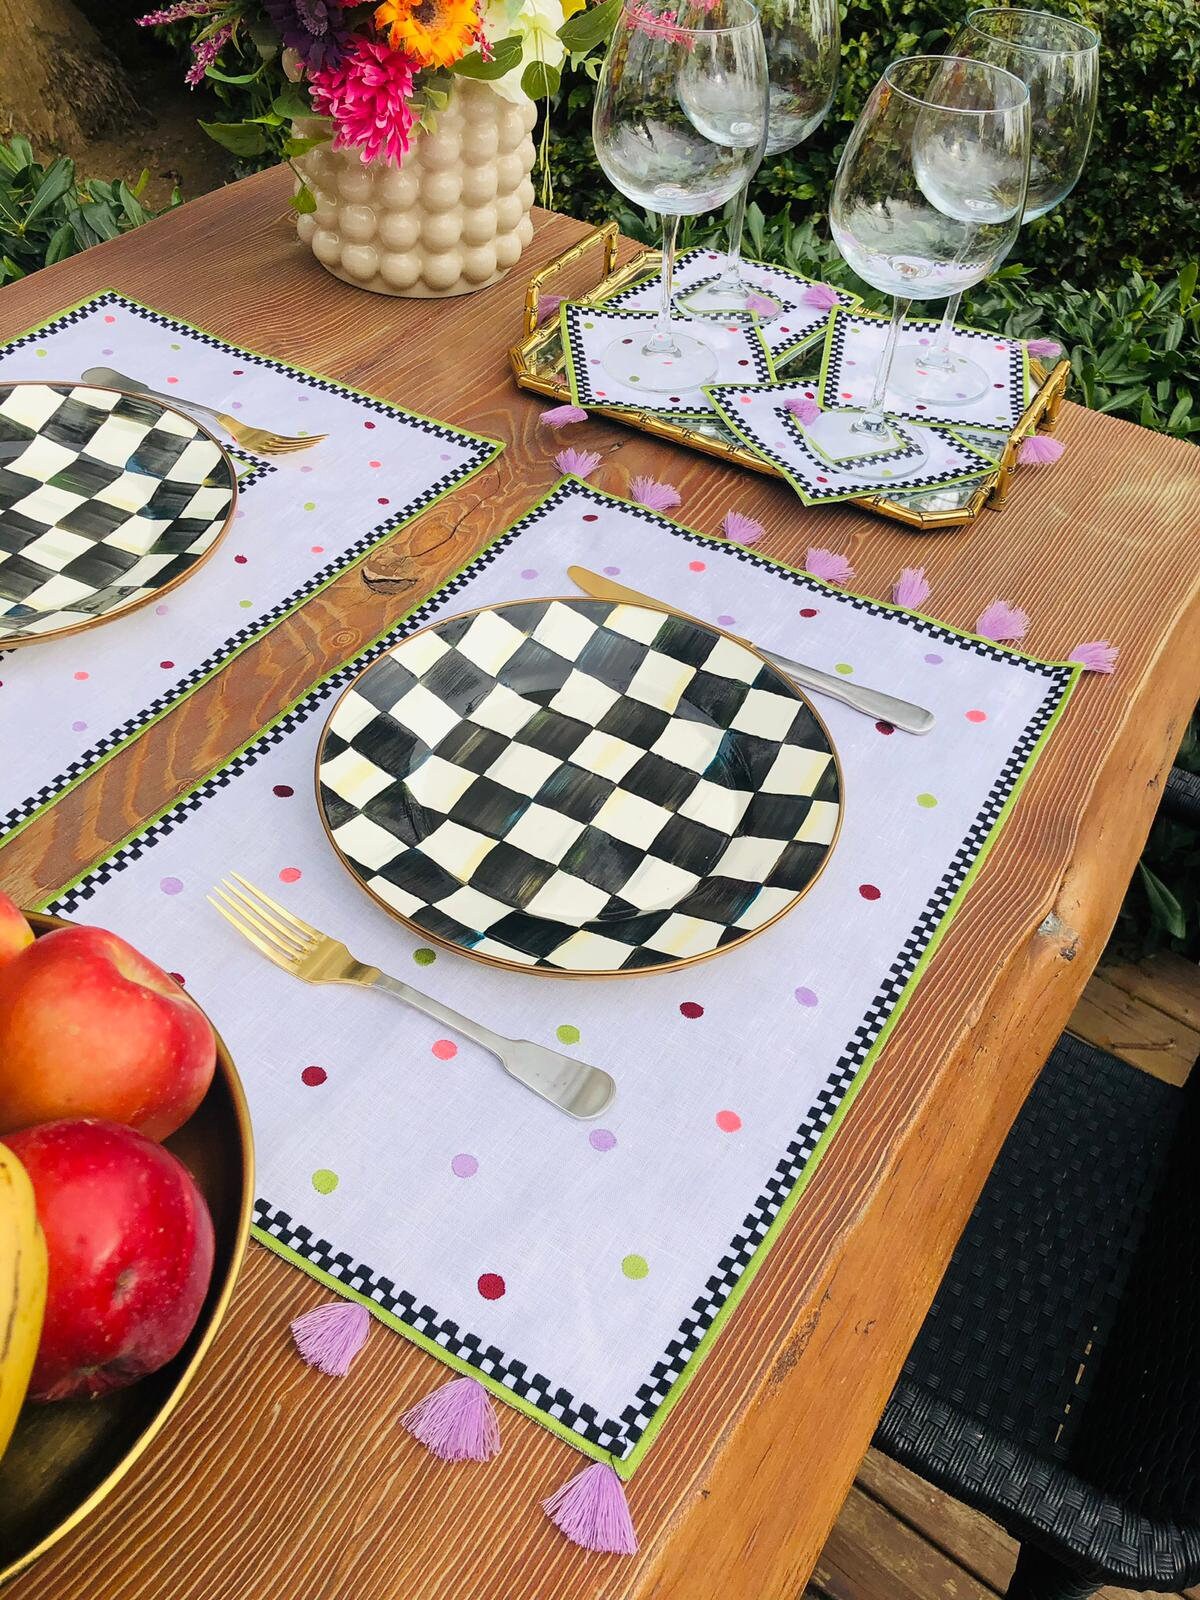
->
[80, 365, 327, 455]
[208, 872, 616, 1120]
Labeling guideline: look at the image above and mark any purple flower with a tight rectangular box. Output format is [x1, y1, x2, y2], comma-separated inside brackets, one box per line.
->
[1070, 639, 1119, 673]
[539, 404, 587, 427]
[1027, 337, 1063, 360]
[263, 0, 351, 71]
[556, 447, 602, 479]
[976, 600, 1030, 642]
[629, 475, 681, 512]
[721, 509, 765, 545]
[892, 567, 930, 609]
[805, 546, 854, 585]
[1018, 433, 1065, 465]
[802, 283, 840, 310]
[137, 0, 221, 23]
[786, 396, 820, 426]
[185, 22, 232, 86]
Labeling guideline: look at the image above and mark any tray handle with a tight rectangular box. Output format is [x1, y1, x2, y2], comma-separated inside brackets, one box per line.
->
[523, 221, 621, 337]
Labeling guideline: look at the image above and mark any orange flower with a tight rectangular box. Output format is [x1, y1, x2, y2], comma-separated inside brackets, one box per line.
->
[374, 0, 482, 69]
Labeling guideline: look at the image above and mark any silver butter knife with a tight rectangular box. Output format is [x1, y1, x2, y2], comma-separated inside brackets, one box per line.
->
[568, 566, 935, 736]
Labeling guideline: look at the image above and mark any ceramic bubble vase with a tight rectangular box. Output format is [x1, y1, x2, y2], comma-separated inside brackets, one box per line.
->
[293, 79, 537, 298]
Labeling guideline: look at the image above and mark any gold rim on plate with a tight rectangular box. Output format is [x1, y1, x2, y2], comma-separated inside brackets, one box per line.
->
[313, 596, 844, 980]
[0, 382, 240, 651]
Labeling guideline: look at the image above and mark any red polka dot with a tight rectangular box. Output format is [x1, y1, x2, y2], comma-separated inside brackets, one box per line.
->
[159, 660, 174, 669]
[166, 376, 179, 384]
[716, 1109, 742, 1132]
[859, 883, 881, 901]
[816, 476, 828, 484]
[432, 1038, 457, 1060]
[364, 420, 376, 429]
[279, 866, 302, 883]
[232, 369, 244, 375]
[301, 1065, 327, 1086]
[234, 554, 247, 564]
[378, 496, 389, 505]
[841, 391, 853, 399]
[993, 383, 1005, 389]
[73, 670, 89, 681]
[804, 391, 815, 399]
[915, 403, 927, 411]
[477, 1272, 505, 1300]
[680, 1001, 704, 1019]
[799, 607, 819, 618]
[688, 561, 706, 573]
[965, 708, 988, 723]
[273, 784, 294, 797]
[368, 460, 381, 468]
[169, 971, 186, 987]
[875, 720, 895, 735]
[582, 514, 598, 522]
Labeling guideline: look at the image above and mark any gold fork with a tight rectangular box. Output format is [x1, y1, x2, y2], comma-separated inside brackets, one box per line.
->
[207, 872, 616, 1120]
[80, 366, 327, 455]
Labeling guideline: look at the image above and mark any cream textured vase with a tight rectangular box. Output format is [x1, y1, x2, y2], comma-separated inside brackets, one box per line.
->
[293, 79, 537, 298]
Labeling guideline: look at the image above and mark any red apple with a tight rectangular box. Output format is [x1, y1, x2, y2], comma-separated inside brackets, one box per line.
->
[0, 925, 215, 1140]
[0, 890, 33, 970]
[3, 1119, 215, 1401]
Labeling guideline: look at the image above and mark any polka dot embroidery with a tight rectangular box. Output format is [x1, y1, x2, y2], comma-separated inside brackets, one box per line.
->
[835, 663, 853, 676]
[432, 1038, 457, 1060]
[859, 883, 882, 901]
[924, 653, 943, 665]
[71, 719, 86, 732]
[556, 1024, 580, 1045]
[799, 608, 819, 619]
[301, 1065, 327, 1086]
[794, 986, 818, 1007]
[679, 1001, 704, 1019]
[413, 947, 437, 966]
[875, 721, 895, 735]
[73, 670, 89, 681]
[451, 1153, 478, 1178]
[478, 1273, 505, 1299]
[312, 1169, 339, 1194]
[622, 1254, 649, 1280]
[273, 784, 294, 798]
[278, 867, 302, 883]
[688, 561, 706, 572]
[716, 1109, 742, 1132]
[589, 1128, 616, 1152]
[966, 709, 988, 723]
[159, 876, 183, 895]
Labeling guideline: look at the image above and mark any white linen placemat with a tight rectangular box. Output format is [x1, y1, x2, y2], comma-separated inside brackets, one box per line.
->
[42, 478, 1078, 1475]
[0, 291, 500, 840]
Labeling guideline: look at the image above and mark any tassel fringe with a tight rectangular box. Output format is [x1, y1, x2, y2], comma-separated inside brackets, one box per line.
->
[543, 1462, 638, 1555]
[892, 567, 930, 609]
[400, 1376, 500, 1462]
[290, 1301, 370, 1376]
[1018, 432, 1065, 465]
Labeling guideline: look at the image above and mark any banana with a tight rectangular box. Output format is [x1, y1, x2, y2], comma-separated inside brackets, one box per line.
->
[0, 1141, 47, 1460]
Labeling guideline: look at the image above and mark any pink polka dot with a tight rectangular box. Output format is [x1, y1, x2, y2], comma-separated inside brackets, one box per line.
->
[875, 720, 895, 735]
[799, 607, 819, 619]
[160, 660, 174, 670]
[301, 1065, 327, 1086]
[278, 866, 302, 883]
[589, 1128, 617, 1152]
[73, 670, 89, 681]
[103, 314, 116, 323]
[166, 376, 179, 384]
[478, 1273, 505, 1300]
[160, 876, 183, 895]
[859, 883, 881, 901]
[680, 1001, 704, 1019]
[520, 568, 538, 580]
[155, 604, 169, 615]
[71, 719, 87, 732]
[432, 1038, 457, 1060]
[311, 545, 324, 554]
[794, 986, 818, 1007]
[965, 708, 988, 723]
[369, 460, 381, 468]
[451, 1153, 478, 1178]
[688, 561, 706, 573]
[716, 1109, 742, 1133]
[273, 784, 294, 798]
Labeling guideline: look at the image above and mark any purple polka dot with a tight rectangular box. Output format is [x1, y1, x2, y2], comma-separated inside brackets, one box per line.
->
[101, 348, 113, 356]
[520, 568, 538, 580]
[794, 986, 818, 1007]
[155, 603, 169, 615]
[160, 876, 184, 895]
[603, 565, 621, 576]
[716, 614, 735, 626]
[589, 1128, 617, 1151]
[440, 453, 451, 461]
[918, 337, 930, 346]
[231, 401, 242, 410]
[451, 1153, 478, 1178]
[924, 652, 944, 665]
[301, 464, 313, 473]
[71, 719, 87, 732]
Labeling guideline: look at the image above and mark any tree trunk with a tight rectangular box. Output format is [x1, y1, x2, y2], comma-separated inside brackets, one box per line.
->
[0, 0, 141, 155]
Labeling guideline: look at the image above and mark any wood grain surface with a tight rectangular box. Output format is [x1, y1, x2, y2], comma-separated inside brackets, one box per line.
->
[1, 166, 1198, 1600]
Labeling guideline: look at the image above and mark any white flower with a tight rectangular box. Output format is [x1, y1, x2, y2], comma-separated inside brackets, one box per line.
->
[481, 0, 567, 104]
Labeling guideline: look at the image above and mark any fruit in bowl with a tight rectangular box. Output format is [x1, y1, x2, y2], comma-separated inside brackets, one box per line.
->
[2, 1119, 215, 1402]
[0, 894, 215, 1141]
[0, 1142, 47, 1452]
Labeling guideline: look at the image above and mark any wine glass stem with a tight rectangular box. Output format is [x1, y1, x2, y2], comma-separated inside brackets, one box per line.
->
[860, 296, 910, 434]
[717, 182, 751, 290]
[927, 291, 963, 372]
[645, 213, 683, 357]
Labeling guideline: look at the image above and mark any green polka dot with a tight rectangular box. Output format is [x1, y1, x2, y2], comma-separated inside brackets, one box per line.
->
[556, 1024, 580, 1045]
[35, 348, 47, 357]
[171, 342, 182, 349]
[622, 1254, 649, 1280]
[311, 1168, 339, 1194]
[834, 662, 854, 676]
[413, 947, 437, 966]
[629, 374, 640, 383]
[238, 598, 252, 608]
[583, 320, 595, 329]
[303, 501, 316, 511]
[916, 793, 938, 808]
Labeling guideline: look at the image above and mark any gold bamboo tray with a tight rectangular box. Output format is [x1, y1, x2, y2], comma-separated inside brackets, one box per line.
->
[0, 912, 254, 1587]
[510, 222, 1071, 532]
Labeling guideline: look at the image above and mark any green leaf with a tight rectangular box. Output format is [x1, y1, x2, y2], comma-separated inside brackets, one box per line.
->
[9, 136, 34, 172]
[521, 60, 561, 100]
[1167, 391, 1193, 430]
[282, 133, 329, 158]
[199, 120, 272, 157]
[24, 157, 75, 225]
[290, 183, 317, 214]
[271, 84, 312, 120]
[559, 0, 622, 52]
[1180, 260, 1198, 311]
[206, 63, 265, 87]
[116, 181, 149, 228]
[451, 35, 524, 79]
[1139, 860, 1187, 939]
[44, 221, 75, 265]
[79, 200, 120, 242]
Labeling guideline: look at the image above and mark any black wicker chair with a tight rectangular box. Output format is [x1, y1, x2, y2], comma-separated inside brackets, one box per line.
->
[874, 765, 1200, 1600]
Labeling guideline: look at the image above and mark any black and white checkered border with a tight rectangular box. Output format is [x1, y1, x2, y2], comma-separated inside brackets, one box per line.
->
[819, 309, 1027, 430]
[0, 291, 498, 841]
[45, 477, 1075, 1460]
[778, 408, 926, 473]
[562, 303, 774, 418]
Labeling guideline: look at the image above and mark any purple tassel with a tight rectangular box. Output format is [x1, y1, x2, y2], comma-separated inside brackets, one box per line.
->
[540, 404, 587, 427]
[1026, 337, 1063, 360]
[543, 1462, 638, 1555]
[744, 290, 779, 317]
[722, 509, 765, 545]
[556, 447, 602, 480]
[290, 1301, 370, 1376]
[806, 546, 854, 585]
[1070, 639, 1119, 674]
[538, 293, 564, 322]
[802, 282, 840, 310]
[629, 475, 681, 512]
[1018, 432, 1065, 465]
[786, 395, 820, 426]
[976, 600, 1030, 642]
[892, 567, 930, 609]
[400, 1376, 500, 1462]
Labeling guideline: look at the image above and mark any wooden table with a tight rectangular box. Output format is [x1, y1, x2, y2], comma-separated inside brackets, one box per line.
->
[2, 166, 1198, 1600]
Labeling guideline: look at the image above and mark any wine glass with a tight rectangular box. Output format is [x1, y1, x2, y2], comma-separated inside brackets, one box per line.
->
[824, 55, 1030, 470]
[890, 8, 1099, 405]
[679, 0, 841, 318]
[591, 0, 769, 391]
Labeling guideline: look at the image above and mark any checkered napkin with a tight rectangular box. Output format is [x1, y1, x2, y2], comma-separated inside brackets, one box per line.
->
[602, 245, 860, 363]
[42, 479, 1078, 1476]
[0, 291, 499, 842]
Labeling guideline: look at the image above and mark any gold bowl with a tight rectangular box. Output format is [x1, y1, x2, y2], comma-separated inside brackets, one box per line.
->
[0, 912, 254, 1586]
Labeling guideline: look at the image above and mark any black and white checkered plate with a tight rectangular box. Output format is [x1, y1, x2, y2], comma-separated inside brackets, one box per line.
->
[0, 382, 236, 645]
[317, 598, 842, 976]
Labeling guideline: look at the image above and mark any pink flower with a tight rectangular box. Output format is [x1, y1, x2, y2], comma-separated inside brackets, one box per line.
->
[184, 22, 232, 86]
[786, 396, 820, 426]
[540, 404, 587, 427]
[976, 600, 1030, 642]
[802, 283, 840, 311]
[805, 546, 854, 585]
[309, 38, 417, 166]
[1027, 337, 1063, 360]
[137, 0, 221, 23]
[629, 476, 681, 512]
[721, 509, 765, 545]
[1070, 640, 1119, 673]
[556, 448, 602, 479]
[1018, 433, 1065, 465]
[892, 567, 930, 609]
